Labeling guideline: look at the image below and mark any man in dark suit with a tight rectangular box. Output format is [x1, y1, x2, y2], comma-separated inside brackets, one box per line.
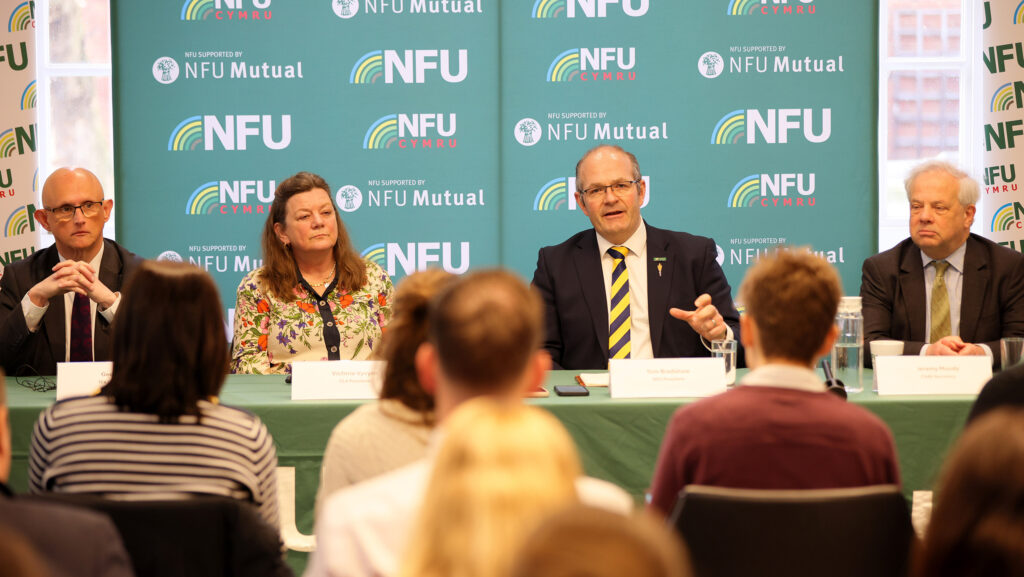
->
[861, 160, 1024, 367]
[532, 145, 740, 370]
[0, 370, 135, 577]
[0, 167, 143, 376]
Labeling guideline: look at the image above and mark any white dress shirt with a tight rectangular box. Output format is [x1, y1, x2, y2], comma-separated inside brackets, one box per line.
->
[919, 242, 992, 357]
[595, 221, 653, 359]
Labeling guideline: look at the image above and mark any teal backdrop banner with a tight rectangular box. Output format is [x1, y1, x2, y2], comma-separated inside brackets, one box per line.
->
[113, 1, 878, 317]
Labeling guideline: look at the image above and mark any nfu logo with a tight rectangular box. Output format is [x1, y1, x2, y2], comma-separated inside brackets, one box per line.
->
[4, 204, 36, 237]
[168, 115, 292, 151]
[698, 51, 724, 78]
[153, 57, 180, 84]
[0, 124, 36, 157]
[8, 1, 35, 31]
[350, 49, 468, 84]
[728, 0, 815, 15]
[533, 176, 651, 210]
[363, 114, 457, 149]
[180, 0, 272, 20]
[728, 173, 816, 208]
[336, 185, 363, 212]
[515, 118, 541, 146]
[991, 81, 1024, 112]
[532, 0, 648, 18]
[186, 180, 277, 215]
[711, 109, 831, 144]
[333, 0, 359, 18]
[992, 202, 1024, 232]
[548, 48, 636, 82]
[0, 42, 28, 71]
[361, 241, 470, 278]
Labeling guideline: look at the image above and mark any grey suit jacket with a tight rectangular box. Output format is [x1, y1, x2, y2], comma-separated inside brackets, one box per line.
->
[0, 239, 143, 375]
[860, 234, 1024, 366]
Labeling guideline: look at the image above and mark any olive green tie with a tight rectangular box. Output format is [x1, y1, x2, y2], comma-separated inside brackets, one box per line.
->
[930, 261, 951, 344]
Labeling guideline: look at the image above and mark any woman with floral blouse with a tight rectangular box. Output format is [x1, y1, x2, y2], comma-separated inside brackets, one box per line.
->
[231, 171, 393, 374]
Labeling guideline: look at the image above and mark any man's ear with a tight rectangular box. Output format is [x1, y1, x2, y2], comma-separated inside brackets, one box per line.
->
[34, 209, 52, 233]
[415, 342, 438, 396]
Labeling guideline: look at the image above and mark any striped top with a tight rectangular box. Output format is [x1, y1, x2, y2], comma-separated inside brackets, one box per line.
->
[29, 395, 279, 528]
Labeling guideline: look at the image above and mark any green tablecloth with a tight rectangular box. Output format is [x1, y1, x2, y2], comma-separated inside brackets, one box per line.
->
[5, 370, 974, 570]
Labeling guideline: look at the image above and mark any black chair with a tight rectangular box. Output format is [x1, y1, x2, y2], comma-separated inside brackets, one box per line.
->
[24, 494, 293, 577]
[670, 484, 915, 577]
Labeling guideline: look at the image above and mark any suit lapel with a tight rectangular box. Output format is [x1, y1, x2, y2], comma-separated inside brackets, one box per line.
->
[646, 225, 671, 356]
[960, 236, 989, 342]
[574, 232, 610, 358]
[898, 244, 927, 343]
[37, 246, 66, 365]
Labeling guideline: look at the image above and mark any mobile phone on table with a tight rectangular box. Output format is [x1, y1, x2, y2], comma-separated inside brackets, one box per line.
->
[553, 384, 589, 397]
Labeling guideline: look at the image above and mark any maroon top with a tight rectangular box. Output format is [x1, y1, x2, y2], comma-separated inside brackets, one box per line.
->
[648, 385, 901, 516]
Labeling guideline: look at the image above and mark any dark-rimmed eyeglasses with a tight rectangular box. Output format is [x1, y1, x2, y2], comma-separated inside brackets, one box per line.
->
[46, 201, 105, 222]
[579, 180, 639, 202]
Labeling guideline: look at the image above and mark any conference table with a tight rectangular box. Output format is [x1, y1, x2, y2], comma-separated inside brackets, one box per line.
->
[5, 370, 975, 570]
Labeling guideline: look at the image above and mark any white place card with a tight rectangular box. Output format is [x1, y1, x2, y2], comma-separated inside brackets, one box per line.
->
[875, 356, 991, 396]
[56, 361, 113, 400]
[608, 358, 727, 399]
[577, 372, 609, 387]
[291, 360, 385, 400]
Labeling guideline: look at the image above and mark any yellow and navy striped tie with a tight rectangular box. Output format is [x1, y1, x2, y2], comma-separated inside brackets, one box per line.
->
[608, 246, 631, 359]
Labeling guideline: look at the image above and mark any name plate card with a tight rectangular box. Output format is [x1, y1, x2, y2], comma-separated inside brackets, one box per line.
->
[291, 360, 385, 401]
[56, 361, 113, 400]
[875, 356, 991, 396]
[609, 358, 727, 399]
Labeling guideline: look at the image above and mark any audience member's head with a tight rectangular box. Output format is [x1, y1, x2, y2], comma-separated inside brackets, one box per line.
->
[510, 505, 692, 577]
[399, 399, 581, 577]
[916, 408, 1024, 577]
[374, 269, 456, 425]
[738, 248, 841, 367]
[0, 525, 50, 577]
[104, 261, 227, 422]
[417, 269, 547, 418]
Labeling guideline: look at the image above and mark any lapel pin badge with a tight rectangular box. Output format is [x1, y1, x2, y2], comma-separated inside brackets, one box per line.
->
[653, 257, 667, 277]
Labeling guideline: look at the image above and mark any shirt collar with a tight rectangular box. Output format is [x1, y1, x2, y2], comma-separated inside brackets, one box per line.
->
[739, 364, 827, 393]
[920, 240, 966, 274]
[595, 218, 646, 257]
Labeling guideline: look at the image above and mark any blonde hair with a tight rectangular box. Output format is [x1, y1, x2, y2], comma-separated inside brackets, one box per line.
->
[399, 399, 582, 577]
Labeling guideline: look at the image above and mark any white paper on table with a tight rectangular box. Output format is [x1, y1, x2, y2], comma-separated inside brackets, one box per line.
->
[577, 373, 609, 387]
[291, 360, 385, 400]
[608, 358, 726, 399]
[875, 356, 991, 396]
[56, 361, 113, 400]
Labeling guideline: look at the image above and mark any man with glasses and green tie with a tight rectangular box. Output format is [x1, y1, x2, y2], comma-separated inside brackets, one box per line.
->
[532, 144, 741, 370]
[861, 160, 1024, 367]
[0, 167, 142, 375]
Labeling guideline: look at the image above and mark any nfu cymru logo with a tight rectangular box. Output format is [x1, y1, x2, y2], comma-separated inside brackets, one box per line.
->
[992, 202, 1024, 232]
[698, 51, 723, 78]
[548, 48, 635, 82]
[728, 0, 816, 15]
[350, 49, 468, 84]
[711, 109, 831, 144]
[186, 182, 222, 214]
[168, 115, 292, 151]
[991, 81, 1024, 112]
[4, 204, 36, 237]
[180, 0, 272, 20]
[153, 57, 180, 84]
[728, 173, 816, 208]
[363, 114, 457, 149]
[8, 1, 34, 31]
[0, 125, 36, 158]
[534, 176, 651, 210]
[336, 185, 363, 212]
[515, 118, 541, 146]
[532, 0, 649, 18]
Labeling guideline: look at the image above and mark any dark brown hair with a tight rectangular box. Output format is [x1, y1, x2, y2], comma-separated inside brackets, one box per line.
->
[738, 248, 841, 364]
[915, 408, 1024, 577]
[259, 171, 367, 301]
[374, 269, 456, 424]
[427, 269, 543, 390]
[104, 261, 228, 422]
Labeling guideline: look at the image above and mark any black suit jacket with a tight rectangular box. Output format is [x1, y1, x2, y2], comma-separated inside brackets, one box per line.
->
[860, 234, 1024, 367]
[0, 239, 143, 376]
[532, 223, 741, 370]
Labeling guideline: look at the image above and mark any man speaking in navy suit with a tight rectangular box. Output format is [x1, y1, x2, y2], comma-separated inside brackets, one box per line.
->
[531, 145, 741, 370]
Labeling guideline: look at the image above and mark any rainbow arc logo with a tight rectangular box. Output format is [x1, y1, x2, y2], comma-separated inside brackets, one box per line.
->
[711, 110, 746, 144]
[361, 243, 387, 268]
[363, 115, 398, 149]
[547, 50, 580, 82]
[534, 178, 570, 210]
[4, 205, 34, 237]
[168, 116, 204, 151]
[992, 203, 1018, 232]
[350, 51, 384, 84]
[727, 0, 760, 15]
[532, 0, 566, 18]
[21, 80, 35, 110]
[181, 0, 215, 20]
[728, 175, 760, 207]
[186, 182, 221, 215]
[8, 1, 33, 31]
[0, 129, 18, 158]
[1016, 0, 1024, 24]
[991, 82, 1019, 112]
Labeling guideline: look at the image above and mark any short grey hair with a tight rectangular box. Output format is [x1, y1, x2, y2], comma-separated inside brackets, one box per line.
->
[905, 160, 979, 207]
[574, 144, 642, 193]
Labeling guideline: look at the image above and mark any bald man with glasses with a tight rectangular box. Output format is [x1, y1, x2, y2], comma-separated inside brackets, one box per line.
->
[0, 167, 142, 375]
[532, 145, 741, 370]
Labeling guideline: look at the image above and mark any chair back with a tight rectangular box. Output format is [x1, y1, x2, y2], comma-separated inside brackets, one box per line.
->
[670, 484, 914, 577]
[25, 494, 292, 577]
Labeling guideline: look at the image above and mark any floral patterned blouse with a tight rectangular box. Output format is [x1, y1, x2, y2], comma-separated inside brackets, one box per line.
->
[231, 261, 393, 374]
